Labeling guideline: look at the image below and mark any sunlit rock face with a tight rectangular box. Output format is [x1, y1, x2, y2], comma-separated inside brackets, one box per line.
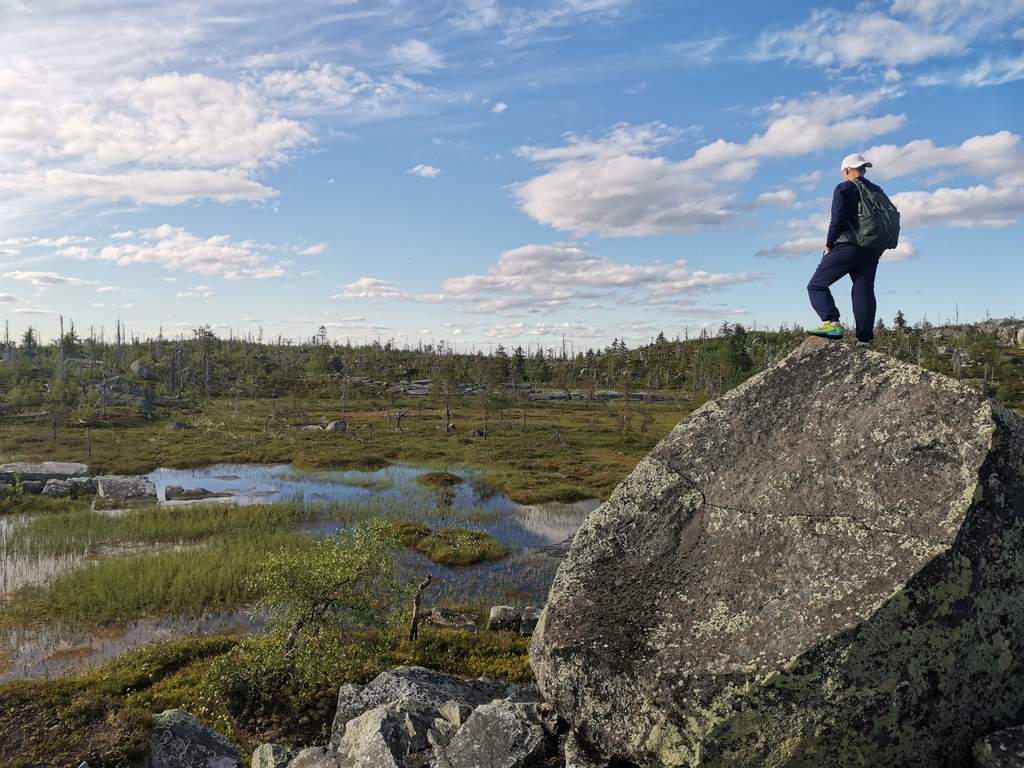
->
[532, 336, 1024, 768]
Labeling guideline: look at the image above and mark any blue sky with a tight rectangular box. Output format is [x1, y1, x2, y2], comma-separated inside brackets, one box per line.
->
[0, 0, 1022, 349]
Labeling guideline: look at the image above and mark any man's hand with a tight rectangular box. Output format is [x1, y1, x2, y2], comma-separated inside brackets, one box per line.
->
[823, 245, 832, 256]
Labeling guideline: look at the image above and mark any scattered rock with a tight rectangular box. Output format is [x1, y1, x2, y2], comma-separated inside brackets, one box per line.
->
[443, 701, 551, 768]
[425, 608, 478, 632]
[469, 428, 485, 437]
[518, 607, 541, 637]
[329, 666, 537, 749]
[20, 480, 44, 494]
[336, 698, 441, 767]
[69, 476, 97, 495]
[96, 475, 157, 503]
[487, 606, 521, 633]
[532, 336, 1024, 767]
[325, 419, 347, 433]
[287, 747, 342, 768]
[299, 424, 322, 431]
[145, 709, 240, 768]
[563, 731, 606, 768]
[0, 461, 89, 483]
[41, 478, 73, 497]
[165, 421, 192, 431]
[250, 744, 294, 768]
[974, 726, 1024, 767]
[164, 485, 232, 501]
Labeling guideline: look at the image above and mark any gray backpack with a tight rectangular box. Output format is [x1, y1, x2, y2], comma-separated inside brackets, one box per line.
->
[845, 178, 900, 252]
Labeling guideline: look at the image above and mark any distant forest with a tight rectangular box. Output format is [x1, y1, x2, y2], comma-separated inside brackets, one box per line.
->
[2, 313, 1023, 421]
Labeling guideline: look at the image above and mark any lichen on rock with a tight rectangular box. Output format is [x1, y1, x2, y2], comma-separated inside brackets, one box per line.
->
[531, 337, 1024, 768]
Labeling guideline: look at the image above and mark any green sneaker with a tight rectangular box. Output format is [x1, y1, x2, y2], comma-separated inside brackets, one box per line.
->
[807, 320, 844, 339]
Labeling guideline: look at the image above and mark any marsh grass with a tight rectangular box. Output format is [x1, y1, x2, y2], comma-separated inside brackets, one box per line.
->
[3, 532, 311, 628]
[268, 468, 394, 490]
[0, 395, 687, 503]
[416, 471, 463, 488]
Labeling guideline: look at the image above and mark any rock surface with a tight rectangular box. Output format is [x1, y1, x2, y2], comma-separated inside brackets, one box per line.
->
[443, 701, 554, 768]
[0, 461, 89, 483]
[250, 744, 294, 768]
[487, 605, 521, 632]
[326, 419, 348, 433]
[329, 666, 537, 749]
[164, 485, 232, 501]
[145, 709, 240, 768]
[974, 726, 1024, 768]
[532, 337, 1024, 767]
[96, 474, 158, 502]
[425, 607, 478, 631]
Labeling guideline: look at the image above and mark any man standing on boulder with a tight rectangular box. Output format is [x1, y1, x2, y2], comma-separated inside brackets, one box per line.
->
[807, 153, 900, 345]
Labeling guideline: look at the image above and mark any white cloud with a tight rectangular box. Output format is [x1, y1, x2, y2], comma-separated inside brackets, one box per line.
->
[390, 40, 446, 72]
[335, 277, 407, 299]
[918, 55, 1024, 88]
[865, 131, 1022, 181]
[753, 190, 797, 208]
[176, 286, 217, 299]
[665, 36, 730, 64]
[435, 243, 755, 310]
[300, 269, 321, 277]
[490, 101, 509, 114]
[0, 293, 17, 302]
[296, 242, 328, 255]
[514, 105, 903, 236]
[407, 164, 442, 178]
[755, 236, 824, 260]
[755, 10, 962, 67]
[96, 286, 119, 293]
[893, 184, 1024, 228]
[13, 307, 58, 315]
[452, 0, 635, 42]
[882, 240, 919, 262]
[91, 225, 288, 279]
[3, 270, 89, 286]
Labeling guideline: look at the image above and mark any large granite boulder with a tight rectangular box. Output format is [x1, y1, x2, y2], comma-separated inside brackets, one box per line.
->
[974, 725, 1024, 767]
[145, 709, 240, 768]
[0, 461, 89, 483]
[531, 337, 1024, 767]
[443, 700, 556, 768]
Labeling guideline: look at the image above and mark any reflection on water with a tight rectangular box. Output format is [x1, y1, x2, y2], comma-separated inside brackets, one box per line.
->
[1, 462, 599, 681]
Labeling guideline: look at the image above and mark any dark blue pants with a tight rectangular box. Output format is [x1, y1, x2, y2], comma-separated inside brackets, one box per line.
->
[807, 244, 881, 342]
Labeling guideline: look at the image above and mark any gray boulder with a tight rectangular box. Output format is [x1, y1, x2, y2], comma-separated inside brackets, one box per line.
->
[425, 608, 478, 631]
[96, 474, 157, 502]
[164, 485, 232, 501]
[975, 726, 1024, 767]
[443, 701, 552, 768]
[329, 667, 537, 749]
[145, 709, 240, 768]
[21, 480, 44, 494]
[518, 607, 541, 637]
[325, 420, 347, 433]
[41, 478, 73, 497]
[69, 476, 97, 495]
[532, 337, 1024, 767]
[0, 461, 89, 483]
[336, 698, 443, 767]
[250, 744, 293, 768]
[487, 606, 521, 632]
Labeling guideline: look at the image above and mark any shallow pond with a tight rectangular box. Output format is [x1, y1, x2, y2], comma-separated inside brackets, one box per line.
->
[1, 462, 599, 681]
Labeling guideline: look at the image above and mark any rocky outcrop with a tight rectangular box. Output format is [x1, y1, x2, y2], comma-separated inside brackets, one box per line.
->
[532, 337, 1024, 767]
[145, 709, 240, 768]
[164, 485, 232, 501]
[0, 461, 89, 483]
[329, 666, 536, 749]
[325, 420, 347, 433]
[251, 744, 294, 768]
[425, 608, 478, 631]
[444, 701, 557, 768]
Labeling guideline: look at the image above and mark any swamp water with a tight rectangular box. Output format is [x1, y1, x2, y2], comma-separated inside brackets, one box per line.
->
[1, 462, 598, 680]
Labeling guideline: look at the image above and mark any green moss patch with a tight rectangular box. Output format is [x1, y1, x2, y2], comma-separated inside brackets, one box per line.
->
[416, 471, 464, 488]
[392, 521, 507, 566]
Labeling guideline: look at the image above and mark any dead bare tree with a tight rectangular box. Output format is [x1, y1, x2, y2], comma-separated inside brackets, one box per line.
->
[407, 575, 432, 642]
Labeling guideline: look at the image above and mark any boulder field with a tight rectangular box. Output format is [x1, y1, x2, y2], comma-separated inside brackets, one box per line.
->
[531, 336, 1024, 767]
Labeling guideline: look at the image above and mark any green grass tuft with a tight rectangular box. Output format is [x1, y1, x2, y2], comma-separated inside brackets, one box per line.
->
[391, 521, 507, 566]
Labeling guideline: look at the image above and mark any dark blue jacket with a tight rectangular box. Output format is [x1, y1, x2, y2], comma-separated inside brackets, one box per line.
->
[826, 176, 885, 248]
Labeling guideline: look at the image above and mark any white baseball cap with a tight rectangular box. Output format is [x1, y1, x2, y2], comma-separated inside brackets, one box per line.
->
[840, 153, 873, 172]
